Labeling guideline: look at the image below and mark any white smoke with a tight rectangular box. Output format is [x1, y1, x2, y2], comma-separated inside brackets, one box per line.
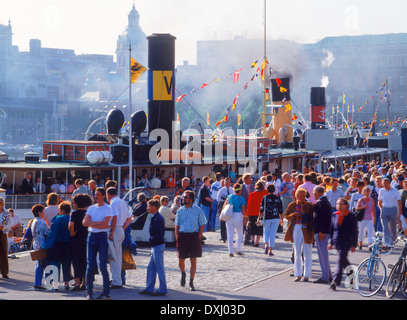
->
[321, 74, 329, 87]
[321, 49, 335, 68]
[320, 49, 334, 88]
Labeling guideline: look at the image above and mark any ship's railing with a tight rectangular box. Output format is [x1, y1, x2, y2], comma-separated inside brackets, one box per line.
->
[4, 188, 182, 210]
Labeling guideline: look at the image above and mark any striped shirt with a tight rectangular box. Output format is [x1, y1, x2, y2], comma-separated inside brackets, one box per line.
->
[175, 205, 207, 233]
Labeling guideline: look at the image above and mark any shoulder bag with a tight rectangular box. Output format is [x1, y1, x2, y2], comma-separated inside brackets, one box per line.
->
[354, 199, 365, 222]
[30, 220, 47, 261]
[220, 203, 233, 222]
[256, 196, 266, 226]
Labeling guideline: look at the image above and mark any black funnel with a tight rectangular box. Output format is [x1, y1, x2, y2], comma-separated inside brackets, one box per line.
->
[106, 109, 124, 135]
[131, 110, 147, 137]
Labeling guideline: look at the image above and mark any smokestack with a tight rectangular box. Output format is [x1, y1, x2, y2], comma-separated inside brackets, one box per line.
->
[310, 87, 326, 129]
[270, 78, 292, 144]
[147, 33, 176, 147]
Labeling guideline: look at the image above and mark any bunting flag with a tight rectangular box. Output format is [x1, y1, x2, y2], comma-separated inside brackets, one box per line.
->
[207, 112, 210, 126]
[292, 113, 298, 121]
[175, 94, 187, 103]
[232, 94, 241, 110]
[280, 86, 287, 93]
[238, 113, 241, 126]
[233, 68, 243, 83]
[261, 59, 268, 81]
[285, 103, 292, 113]
[276, 77, 282, 87]
[130, 58, 147, 83]
[251, 60, 258, 69]
[177, 113, 180, 124]
[223, 113, 229, 123]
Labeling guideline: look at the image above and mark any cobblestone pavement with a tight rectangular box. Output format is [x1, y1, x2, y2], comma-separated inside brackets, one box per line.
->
[124, 230, 315, 293]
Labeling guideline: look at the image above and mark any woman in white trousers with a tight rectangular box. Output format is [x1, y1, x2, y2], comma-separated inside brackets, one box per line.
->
[223, 184, 247, 257]
[283, 188, 314, 282]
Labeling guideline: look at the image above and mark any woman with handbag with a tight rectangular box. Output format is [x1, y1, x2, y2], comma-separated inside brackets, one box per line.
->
[30, 204, 50, 289]
[43, 201, 71, 291]
[355, 186, 375, 250]
[283, 188, 314, 282]
[223, 183, 247, 257]
[0, 198, 11, 279]
[260, 184, 283, 256]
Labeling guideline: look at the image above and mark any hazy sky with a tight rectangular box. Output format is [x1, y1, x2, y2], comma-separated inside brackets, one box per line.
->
[1, 0, 407, 65]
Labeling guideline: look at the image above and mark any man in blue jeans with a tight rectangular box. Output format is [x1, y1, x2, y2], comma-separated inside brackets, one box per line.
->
[83, 187, 113, 300]
[139, 199, 167, 296]
[199, 176, 213, 232]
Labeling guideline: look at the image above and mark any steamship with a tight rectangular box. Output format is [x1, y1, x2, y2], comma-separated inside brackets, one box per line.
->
[0, 35, 400, 203]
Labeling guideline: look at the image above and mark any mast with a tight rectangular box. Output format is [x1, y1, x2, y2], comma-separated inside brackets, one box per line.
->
[386, 77, 390, 135]
[262, 0, 267, 130]
[128, 44, 133, 191]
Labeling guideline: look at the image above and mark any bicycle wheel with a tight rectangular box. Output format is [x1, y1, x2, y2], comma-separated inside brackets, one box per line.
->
[355, 257, 387, 297]
[386, 260, 405, 298]
[401, 268, 407, 299]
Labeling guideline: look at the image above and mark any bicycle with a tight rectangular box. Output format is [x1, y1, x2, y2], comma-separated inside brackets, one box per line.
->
[354, 232, 394, 297]
[385, 236, 407, 299]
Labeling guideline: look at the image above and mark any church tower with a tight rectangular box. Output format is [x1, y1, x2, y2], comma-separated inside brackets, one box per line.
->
[0, 20, 13, 56]
[116, 4, 147, 75]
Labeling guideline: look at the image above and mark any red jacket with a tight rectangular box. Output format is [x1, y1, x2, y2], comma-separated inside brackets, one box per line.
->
[246, 190, 268, 216]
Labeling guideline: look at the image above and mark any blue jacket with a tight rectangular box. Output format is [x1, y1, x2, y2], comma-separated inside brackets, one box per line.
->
[313, 196, 332, 234]
[44, 214, 70, 249]
[330, 211, 358, 250]
[149, 212, 165, 247]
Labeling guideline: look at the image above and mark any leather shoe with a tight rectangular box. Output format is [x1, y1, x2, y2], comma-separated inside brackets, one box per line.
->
[110, 285, 123, 289]
[139, 289, 153, 295]
[329, 282, 337, 291]
[313, 278, 328, 284]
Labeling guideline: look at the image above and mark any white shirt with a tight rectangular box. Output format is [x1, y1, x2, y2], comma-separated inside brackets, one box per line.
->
[211, 181, 222, 200]
[217, 186, 235, 202]
[110, 196, 131, 227]
[150, 177, 162, 189]
[272, 179, 281, 195]
[86, 203, 113, 233]
[11, 214, 22, 228]
[58, 184, 66, 193]
[44, 205, 59, 227]
[378, 187, 401, 208]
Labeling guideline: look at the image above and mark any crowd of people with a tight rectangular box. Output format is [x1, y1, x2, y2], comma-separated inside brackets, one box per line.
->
[0, 158, 407, 297]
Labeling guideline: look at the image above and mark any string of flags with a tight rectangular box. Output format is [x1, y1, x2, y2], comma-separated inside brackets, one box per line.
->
[176, 58, 270, 128]
[327, 80, 398, 130]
